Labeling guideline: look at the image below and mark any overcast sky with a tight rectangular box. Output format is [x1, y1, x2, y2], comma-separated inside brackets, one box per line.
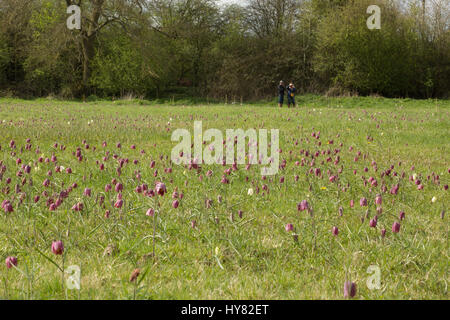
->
[218, 0, 248, 6]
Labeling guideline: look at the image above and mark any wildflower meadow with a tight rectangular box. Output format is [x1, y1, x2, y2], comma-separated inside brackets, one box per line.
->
[0, 96, 448, 300]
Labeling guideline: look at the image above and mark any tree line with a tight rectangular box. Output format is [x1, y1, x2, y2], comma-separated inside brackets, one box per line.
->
[0, 0, 449, 100]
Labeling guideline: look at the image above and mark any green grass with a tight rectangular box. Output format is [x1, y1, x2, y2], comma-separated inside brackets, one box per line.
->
[0, 96, 448, 299]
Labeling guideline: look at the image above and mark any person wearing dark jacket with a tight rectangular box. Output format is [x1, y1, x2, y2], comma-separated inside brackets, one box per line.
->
[287, 83, 296, 108]
[278, 81, 285, 108]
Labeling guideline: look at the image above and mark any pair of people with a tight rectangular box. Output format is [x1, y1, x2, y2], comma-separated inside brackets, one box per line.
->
[278, 81, 296, 108]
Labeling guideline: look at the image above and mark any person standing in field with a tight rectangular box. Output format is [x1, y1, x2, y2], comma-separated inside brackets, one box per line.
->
[287, 83, 296, 108]
[278, 81, 285, 108]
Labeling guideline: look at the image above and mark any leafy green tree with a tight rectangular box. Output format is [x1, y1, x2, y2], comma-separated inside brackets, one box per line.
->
[91, 35, 158, 97]
[314, 0, 419, 96]
[0, 0, 34, 93]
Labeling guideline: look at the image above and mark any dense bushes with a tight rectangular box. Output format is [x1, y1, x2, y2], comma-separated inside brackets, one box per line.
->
[314, 0, 449, 98]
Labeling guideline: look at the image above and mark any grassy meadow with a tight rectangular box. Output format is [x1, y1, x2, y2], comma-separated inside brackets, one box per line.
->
[0, 96, 448, 299]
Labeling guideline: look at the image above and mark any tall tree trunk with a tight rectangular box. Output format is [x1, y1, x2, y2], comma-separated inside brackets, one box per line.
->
[81, 0, 104, 99]
[82, 36, 95, 99]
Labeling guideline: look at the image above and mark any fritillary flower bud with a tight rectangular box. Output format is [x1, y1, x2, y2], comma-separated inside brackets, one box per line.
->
[392, 221, 401, 233]
[51, 240, 64, 255]
[359, 197, 367, 207]
[114, 199, 123, 208]
[83, 188, 91, 197]
[332, 226, 339, 236]
[344, 281, 357, 298]
[297, 200, 309, 212]
[146, 208, 154, 217]
[5, 256, 18, 269]
[129, 268, 140, 282]
[375, 194, 382, 205]
[155, 182, 166, 196]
